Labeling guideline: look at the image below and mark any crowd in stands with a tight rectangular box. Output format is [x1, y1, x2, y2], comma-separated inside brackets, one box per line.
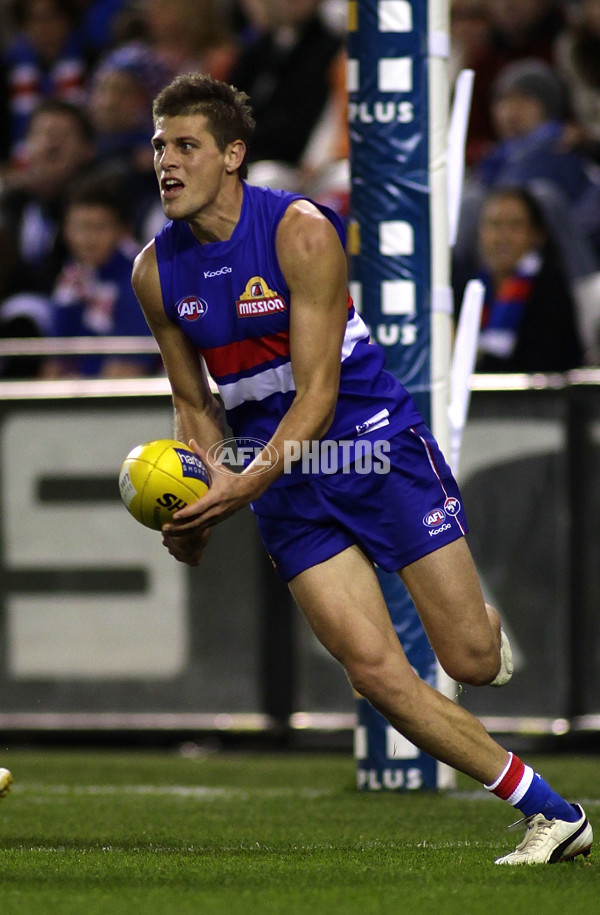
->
[450, 0, 600, 370]
[0, 0, 348, 379]
[0, 0, 599, 379]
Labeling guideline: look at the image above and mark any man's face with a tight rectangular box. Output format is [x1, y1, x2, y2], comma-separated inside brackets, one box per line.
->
[25, 111, 93, 197]
[491, 91, 548, 140]
[152, 114, 230, 222]
[64, 204, 123, 268]
[479, 194, 543, 280]
[24, 0, 72, 65]
[89, 70, 148, 133]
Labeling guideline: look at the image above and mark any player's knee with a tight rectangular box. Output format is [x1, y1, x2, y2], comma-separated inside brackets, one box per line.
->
[442, 640, 499, 686]
[344, 651, 414, 707]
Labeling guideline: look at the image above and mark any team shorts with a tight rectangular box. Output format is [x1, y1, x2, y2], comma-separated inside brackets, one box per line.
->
[252, 422, 469, 582]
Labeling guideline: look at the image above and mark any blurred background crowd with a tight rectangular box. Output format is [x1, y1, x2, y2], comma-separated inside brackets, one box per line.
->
[0, 0, 599, 380]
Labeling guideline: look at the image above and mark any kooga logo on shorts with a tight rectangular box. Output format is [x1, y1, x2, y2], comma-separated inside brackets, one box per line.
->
[423, 508, 452, 538]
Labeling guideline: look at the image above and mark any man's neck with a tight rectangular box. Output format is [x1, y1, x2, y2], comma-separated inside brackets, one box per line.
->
[189, 179, 245, 245]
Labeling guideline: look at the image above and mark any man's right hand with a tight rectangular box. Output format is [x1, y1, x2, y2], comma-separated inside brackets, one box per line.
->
[161, 527, 211, 565]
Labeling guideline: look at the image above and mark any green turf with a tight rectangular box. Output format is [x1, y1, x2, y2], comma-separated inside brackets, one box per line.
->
[0, 749, 597, 914]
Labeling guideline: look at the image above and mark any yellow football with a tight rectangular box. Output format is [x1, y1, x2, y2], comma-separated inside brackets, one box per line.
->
[119, 439, 210, 530]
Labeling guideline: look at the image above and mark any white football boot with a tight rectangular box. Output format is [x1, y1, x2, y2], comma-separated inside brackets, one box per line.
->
[495, 804, 593, 864]
[490, 629, 514, 687]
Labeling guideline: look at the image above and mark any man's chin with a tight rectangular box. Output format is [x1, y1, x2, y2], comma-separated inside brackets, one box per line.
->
[162, 201, 186, 220]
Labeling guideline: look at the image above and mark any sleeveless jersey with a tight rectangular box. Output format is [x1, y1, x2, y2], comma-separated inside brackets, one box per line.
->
[154, 182, 422, 485]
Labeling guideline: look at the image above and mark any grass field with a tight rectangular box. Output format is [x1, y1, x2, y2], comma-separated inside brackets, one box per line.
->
[0, 747, 598, 914]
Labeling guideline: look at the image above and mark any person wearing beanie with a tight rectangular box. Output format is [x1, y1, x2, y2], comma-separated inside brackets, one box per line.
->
[477, 57, 592, 203]
[492, 58, 568, 124]
[451, 56, 600, 267]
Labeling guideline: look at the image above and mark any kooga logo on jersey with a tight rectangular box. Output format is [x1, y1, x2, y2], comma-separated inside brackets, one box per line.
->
[204, 266, 232, 278]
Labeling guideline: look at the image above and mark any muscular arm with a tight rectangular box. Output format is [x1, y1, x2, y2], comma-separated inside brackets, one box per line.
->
[132, 241, 225, 564]
[251, 199, 348, 474]
[131, 240, 226, 448]
[167, 199, 349, 533]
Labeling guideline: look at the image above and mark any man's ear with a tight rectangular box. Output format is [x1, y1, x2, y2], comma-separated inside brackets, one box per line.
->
[225, 139, 246, 174]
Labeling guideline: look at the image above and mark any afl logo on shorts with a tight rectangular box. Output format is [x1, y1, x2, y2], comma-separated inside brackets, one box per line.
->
[444, 497, 461, 516]
[423, 508, 445, 528]
[176, 296, 208, 321]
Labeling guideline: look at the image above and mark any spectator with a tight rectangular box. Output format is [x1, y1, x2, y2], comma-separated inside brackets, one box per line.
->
[140, 0, 237, 81]
[71, 0, 128, 64]
[486, 0, 565, 65]
[554, 0, 600, 163]
[467, 186, 583, 373]
[454, 57, 600, 264]
[228, 0, 348, 196]
[449, 0, 496, 166]
[230, 0, 269, 40]
[0, 98, 95, 304]
[42, 172, 157, 379]
[1, 0, 88, 165]
[477, 58, 589, 197]
[448, 0, 566, 169]
[86, 40, 171, 240]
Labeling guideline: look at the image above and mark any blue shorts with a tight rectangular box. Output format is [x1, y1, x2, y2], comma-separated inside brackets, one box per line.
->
[252, 423, 468, 581]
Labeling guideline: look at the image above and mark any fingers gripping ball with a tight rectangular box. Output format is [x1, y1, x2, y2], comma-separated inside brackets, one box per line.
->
[119, 440, 210, 530]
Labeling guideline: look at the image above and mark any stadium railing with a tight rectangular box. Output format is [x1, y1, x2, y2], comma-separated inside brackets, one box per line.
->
[0, 336, 598, 747]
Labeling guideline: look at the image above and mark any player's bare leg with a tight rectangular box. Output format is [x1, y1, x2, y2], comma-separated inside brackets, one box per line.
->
[399, 537, 505, 685]
[289, 543, 591, 862]
[288, 544, 508, 785]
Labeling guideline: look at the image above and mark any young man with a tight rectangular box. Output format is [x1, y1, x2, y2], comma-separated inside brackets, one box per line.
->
[132, 73, 593, 865]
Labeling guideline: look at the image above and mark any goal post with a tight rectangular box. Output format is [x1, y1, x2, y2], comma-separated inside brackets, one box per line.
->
[348, 0, 456, 790]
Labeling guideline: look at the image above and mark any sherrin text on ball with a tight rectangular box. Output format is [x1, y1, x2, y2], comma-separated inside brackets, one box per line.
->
[119, 439, 210, 530]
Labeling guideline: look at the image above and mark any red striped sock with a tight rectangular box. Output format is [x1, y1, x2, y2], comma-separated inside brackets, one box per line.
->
[484, 752, 534, 806]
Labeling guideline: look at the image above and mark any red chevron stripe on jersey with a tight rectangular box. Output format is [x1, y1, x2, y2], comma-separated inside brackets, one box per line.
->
[203, 331, 290, 380]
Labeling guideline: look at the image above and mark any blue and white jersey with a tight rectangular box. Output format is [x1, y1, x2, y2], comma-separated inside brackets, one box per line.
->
[154, 182, 422, 483]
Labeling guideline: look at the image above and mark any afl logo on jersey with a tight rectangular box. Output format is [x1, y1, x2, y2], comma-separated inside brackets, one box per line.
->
[176, 296, 208, 321]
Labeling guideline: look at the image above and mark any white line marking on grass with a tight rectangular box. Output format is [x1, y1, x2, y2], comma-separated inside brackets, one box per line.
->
[13, 784, 600, 812]
[17, 784, 336, 800]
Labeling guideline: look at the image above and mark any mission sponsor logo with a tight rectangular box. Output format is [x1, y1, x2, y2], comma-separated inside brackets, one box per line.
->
[236, 275, 287, 318]
[176, 295, 208, 321]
